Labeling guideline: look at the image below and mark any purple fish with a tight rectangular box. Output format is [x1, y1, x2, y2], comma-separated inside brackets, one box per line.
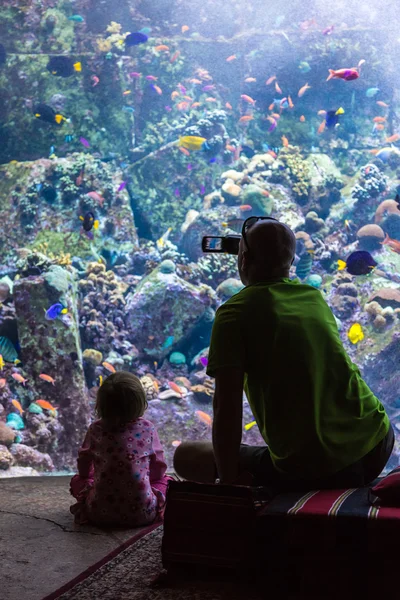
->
[177, 83, 187, 94]
[174, 188, 180, 197]
[268, 120, 277, 133]
[129, 72, 141, 78]
[200, 185, 205, 194]
[200, 356, 208, 367]
[79, 137, 90, 148]
[187, 163, 193, 171]
[117, 181, 127, 192]
[202, 85, 215, 92]
[165, 105, 172, 112]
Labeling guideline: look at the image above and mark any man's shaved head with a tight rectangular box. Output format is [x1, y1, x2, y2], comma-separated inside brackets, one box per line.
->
[238, 219, 296, 285]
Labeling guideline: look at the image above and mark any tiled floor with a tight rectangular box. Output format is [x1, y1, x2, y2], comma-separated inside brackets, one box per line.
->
[0, 476, 145, 600]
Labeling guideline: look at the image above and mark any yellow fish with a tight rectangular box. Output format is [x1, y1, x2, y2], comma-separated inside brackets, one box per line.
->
[178, 136, 207, 151]
[337, 259, 347, 271]
[73, 62, 82, 72]
[244, 420, 257, 431]
[98, 375, 103, 387]
[348, 323, 364, 345]
[156, 227, 172, 249]
[54, 114, 67, 125]
[0, 355, 4, 370]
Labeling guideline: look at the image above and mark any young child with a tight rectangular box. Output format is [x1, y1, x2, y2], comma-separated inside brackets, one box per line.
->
[70, 371, 172, 527]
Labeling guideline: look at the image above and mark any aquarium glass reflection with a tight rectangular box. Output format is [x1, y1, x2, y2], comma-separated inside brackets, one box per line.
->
[0, 0, 400, 475]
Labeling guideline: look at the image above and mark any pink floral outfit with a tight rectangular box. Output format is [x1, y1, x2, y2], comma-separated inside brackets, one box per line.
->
[70, 417, 171, 527]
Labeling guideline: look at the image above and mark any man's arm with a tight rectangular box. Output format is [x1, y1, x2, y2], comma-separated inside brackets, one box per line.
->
[212, 366, 245, 483]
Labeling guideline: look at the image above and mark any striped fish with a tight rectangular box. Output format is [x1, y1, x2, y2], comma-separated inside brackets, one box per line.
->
[296, 252, 313, 280]
[0, 337, 18, 362]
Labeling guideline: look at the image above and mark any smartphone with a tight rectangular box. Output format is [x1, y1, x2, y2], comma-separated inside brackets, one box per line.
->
[201, 235, 241, 255]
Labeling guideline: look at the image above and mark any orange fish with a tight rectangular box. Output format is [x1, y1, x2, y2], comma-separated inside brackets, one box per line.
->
[373, 117, 386, 123]
[205, 97, 216, 103]
[266, 75, 276, 85]
[288, 95, 294, 109]
[191, 102, 201, 108]
[261, 189, 271, 196]
[275, 81, 282, 94]
[172, 440, 182, 447]
[0, 378, 6, 388]
[226, 55, 237, 62]
[298, 83, 311, 97]
[179, 146, 190, 156]
[241, 94, 256, 105]
[168, 381, 183, 397]
[244, 77, 257, 83]
[225, 102, 233, 110]
[39, 374, 55, 385]
[171, 91, 180, 100]
[155, 45, 169, 51]
[102, 361, 116, 373]
[239, 115, 253, 123]
[122, 90, 131, 96]
[35, 399, 57, 411]
[268, 102, 275, 111]
[317, 121, 326, 134]
[183, 96, 193, 101]
[282, 135, 289, 147]
[12, 373, 27, 385]
[375, 124, 385, 131]
[239, 204, 252, 211]
[153, 85, 162, 95]
[76, 170, 84, 186]
[153, 380, 159, 393]
[377, 101, 389, 108]
[170, 51, 181, 63]
[11, 399, 24, 415]
[386, 134, 400, 143]
[189, 78, 202, 84]
[300, 115, 306, 122]
[317, 110, 327, 116]
[381, 233, 400, 254]
[176, 101, 190, 111]
[181, 25, 189, 33]
[195, 410, 212, 426]
[271, 113, 281, 119]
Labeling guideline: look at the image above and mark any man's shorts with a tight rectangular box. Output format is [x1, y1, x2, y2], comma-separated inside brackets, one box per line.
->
[239, 424, 395, 491]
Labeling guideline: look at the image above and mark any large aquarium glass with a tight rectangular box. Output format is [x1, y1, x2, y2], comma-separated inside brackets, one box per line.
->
[0, 0, 399, 476]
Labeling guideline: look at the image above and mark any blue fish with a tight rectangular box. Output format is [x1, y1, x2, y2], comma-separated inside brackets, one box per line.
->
[122, 106, 135, 113]
[68, 15, 85, 22]
[125, 32, 148, 47]
[65, 134, 74, 143]
[162, 336, 174, 349]
[45, 303, 68, 320]
[366, 87, 379, 98]
[139, 27, 152, 35]
[36, 183, 43, 193]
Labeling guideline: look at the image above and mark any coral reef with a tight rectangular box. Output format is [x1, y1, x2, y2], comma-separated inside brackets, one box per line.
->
[357, 224, 385, 250]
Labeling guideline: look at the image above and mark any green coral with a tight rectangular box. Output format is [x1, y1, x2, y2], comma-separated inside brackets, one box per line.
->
[31, 230, 92, 259]
[242, 184, 274, 216]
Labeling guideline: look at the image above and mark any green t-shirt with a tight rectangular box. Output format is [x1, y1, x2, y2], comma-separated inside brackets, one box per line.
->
[206, 278, 389, 480]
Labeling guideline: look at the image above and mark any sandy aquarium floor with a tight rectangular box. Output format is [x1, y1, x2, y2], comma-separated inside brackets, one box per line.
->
[0, 475, 148, 600]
